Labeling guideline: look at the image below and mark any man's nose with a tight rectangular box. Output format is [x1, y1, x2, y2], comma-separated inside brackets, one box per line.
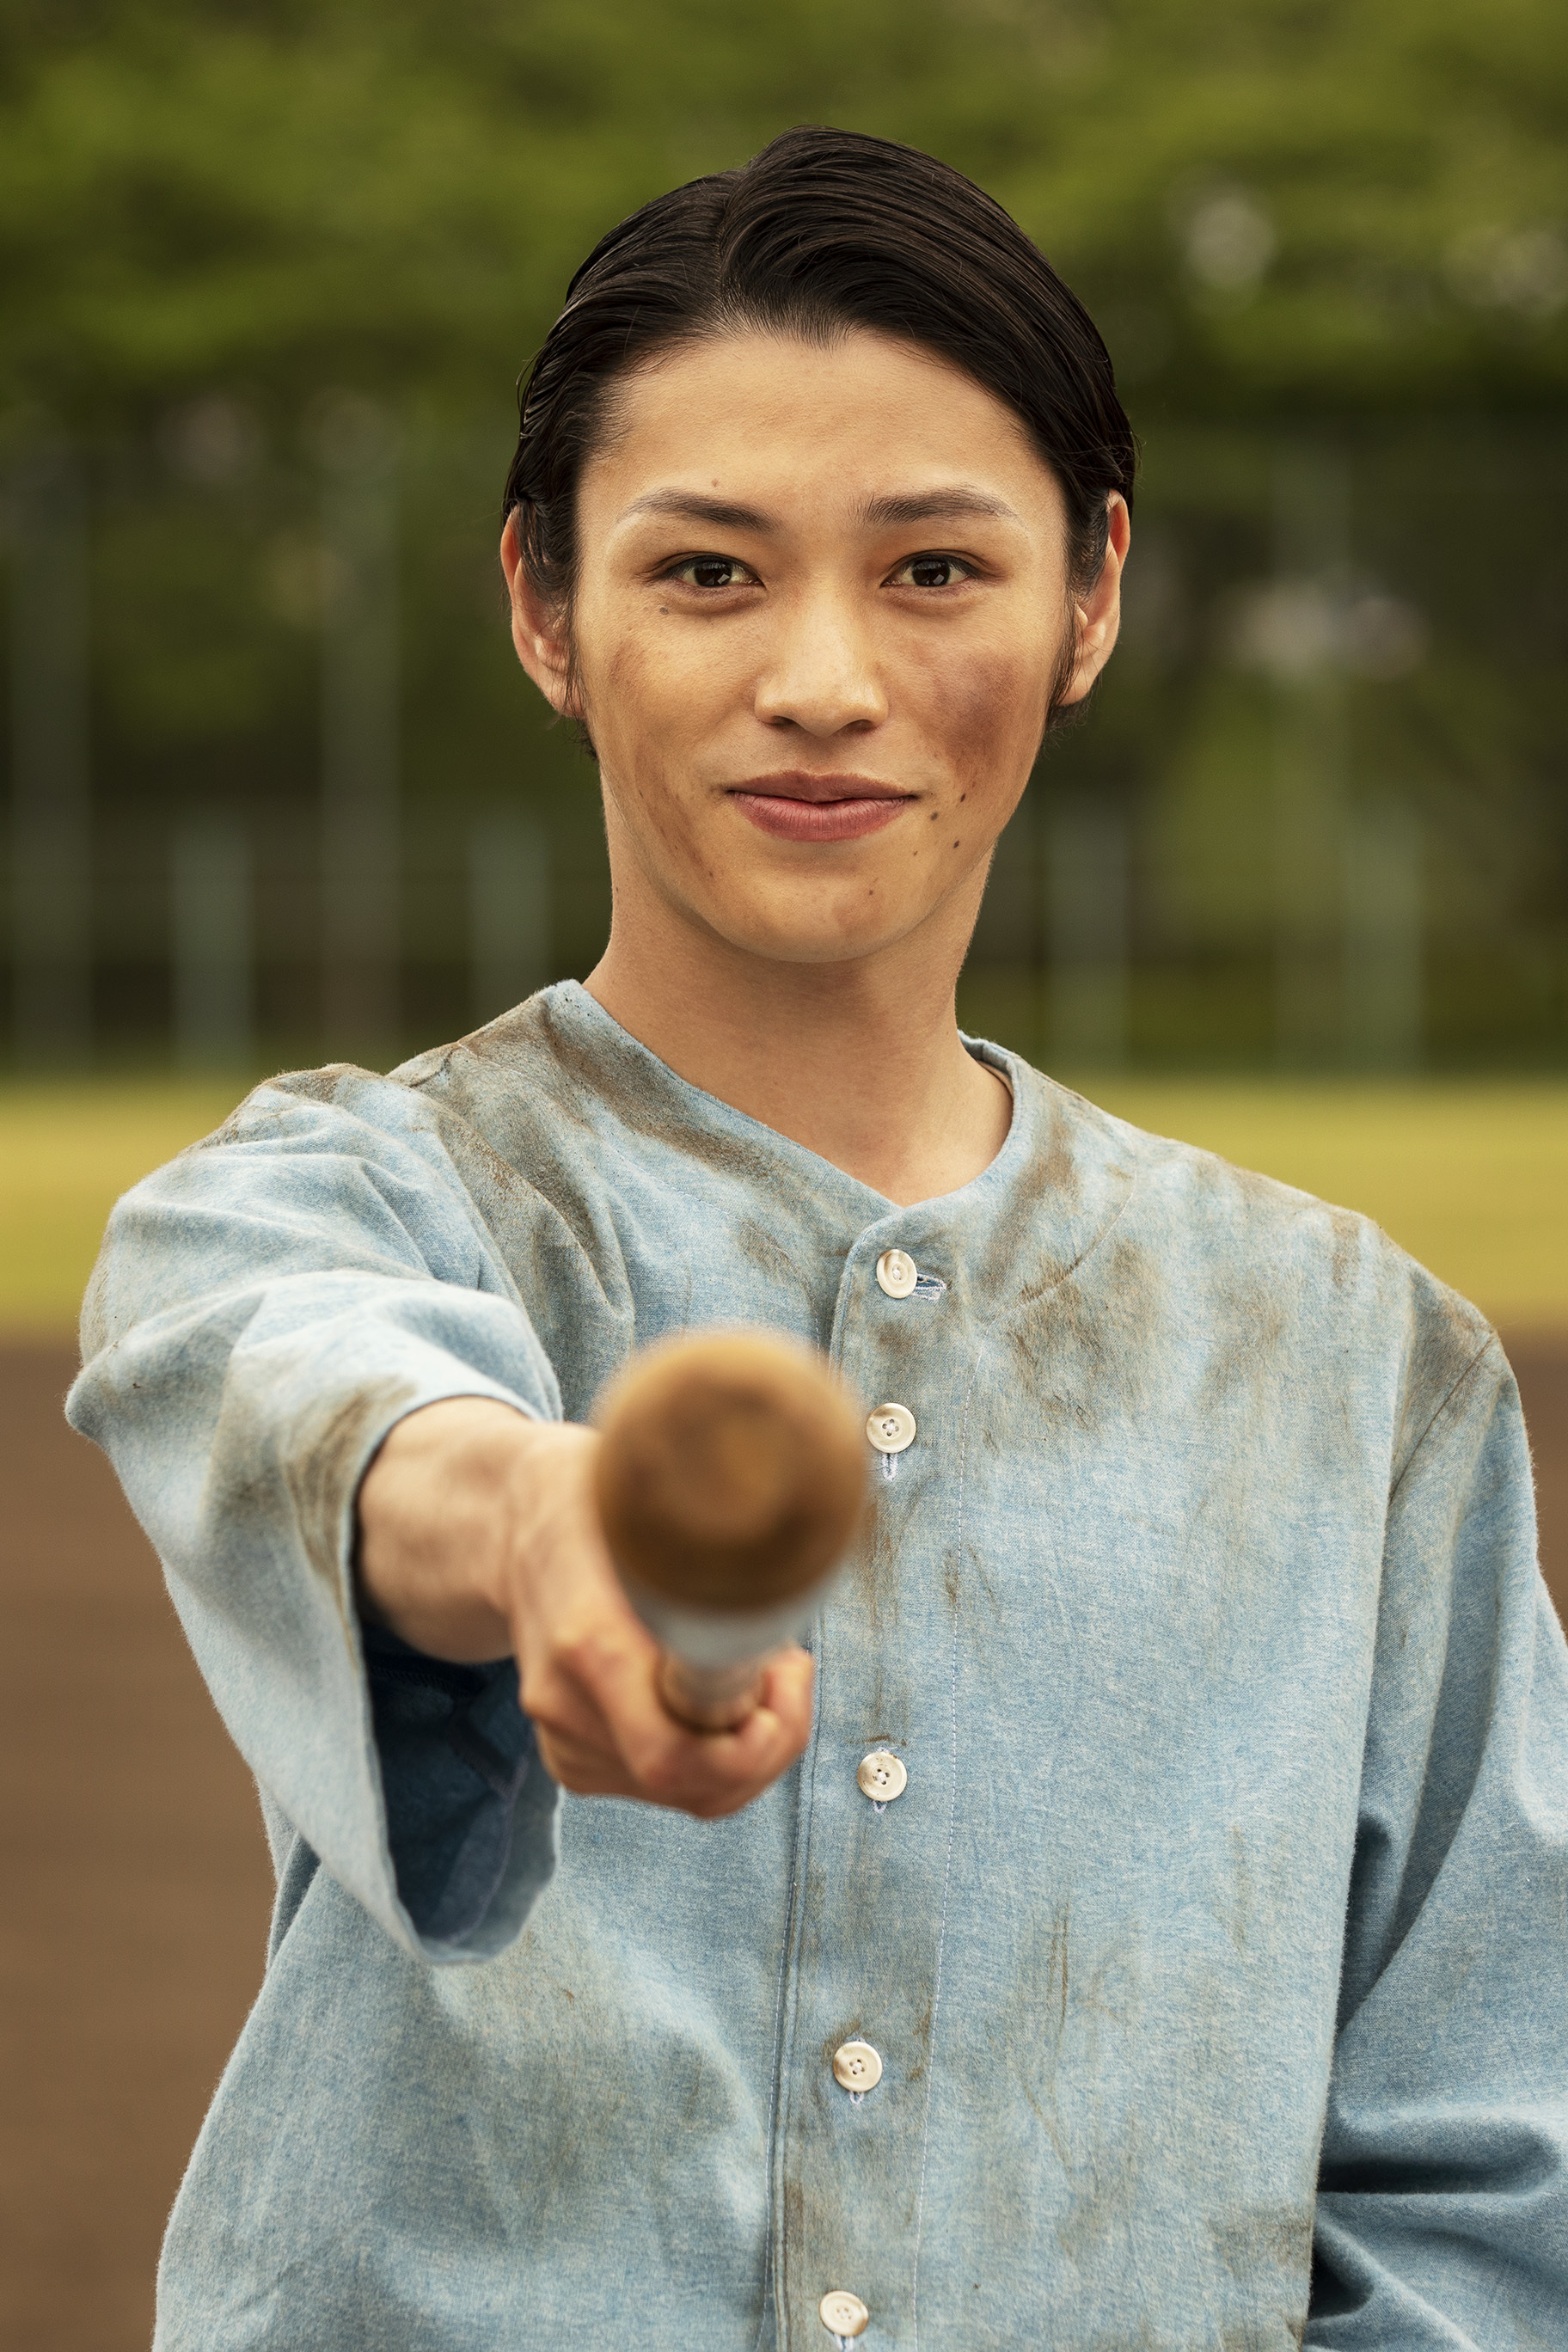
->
[752, 592, 888, 736]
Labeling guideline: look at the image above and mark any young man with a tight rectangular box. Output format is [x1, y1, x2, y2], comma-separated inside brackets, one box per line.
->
[71, 128, 1568, 2349]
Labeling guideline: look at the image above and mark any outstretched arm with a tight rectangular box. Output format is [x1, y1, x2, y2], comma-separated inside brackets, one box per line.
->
[69, 1065, 806, 1967]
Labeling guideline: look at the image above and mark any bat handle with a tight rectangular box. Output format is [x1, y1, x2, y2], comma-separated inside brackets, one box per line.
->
[620, 1577, 824, 1736]
[657, 1650, 769, 1734]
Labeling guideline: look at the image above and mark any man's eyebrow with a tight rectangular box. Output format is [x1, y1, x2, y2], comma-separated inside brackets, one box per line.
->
[617, 490, 775, 530]
[616, 485, 1022, 532]
[859, 487, 1020, 527]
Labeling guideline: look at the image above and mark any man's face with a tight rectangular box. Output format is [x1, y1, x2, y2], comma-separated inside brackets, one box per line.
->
[507, 326, 1124, 970]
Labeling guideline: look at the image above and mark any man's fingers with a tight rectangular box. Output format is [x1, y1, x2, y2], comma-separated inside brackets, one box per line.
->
[755, 1646, 816, 1741]
[499, 1430, 818, 1819]
[514, 1581, 662, 1746]
[531, 1640, 817, 1817]
[532, 1725, 644, 1798]
[610, 1647, 816, 1815]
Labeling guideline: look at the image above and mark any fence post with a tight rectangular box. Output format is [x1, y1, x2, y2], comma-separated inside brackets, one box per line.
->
[1344, 799, 1422, 1069]
[469, 812, 549, 1025]
[8, 447, 91, 1063]
[1271, 441, 1349, 1067]
[1044, 799, 1129, 1066]
[317, 397, 399, 1060]
[171, 815, 254, 1068]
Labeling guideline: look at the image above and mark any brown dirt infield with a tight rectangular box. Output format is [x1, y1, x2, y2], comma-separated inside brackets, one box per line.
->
[3, 1337, 1565, 2352]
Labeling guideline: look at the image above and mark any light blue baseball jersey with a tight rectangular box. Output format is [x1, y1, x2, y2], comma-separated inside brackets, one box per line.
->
[68, 982, 1568, 2349]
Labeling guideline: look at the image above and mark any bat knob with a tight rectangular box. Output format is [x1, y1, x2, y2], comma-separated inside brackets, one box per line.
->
[594, 1330, 868, 1730]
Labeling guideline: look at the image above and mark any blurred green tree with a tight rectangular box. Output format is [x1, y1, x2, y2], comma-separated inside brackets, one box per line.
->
[0, 0, 1564, 1065]
[0, 0, 1563, 430]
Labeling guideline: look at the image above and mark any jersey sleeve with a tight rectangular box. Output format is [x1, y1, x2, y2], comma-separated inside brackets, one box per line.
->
[1308, 1338, 1568, 2346]
[66, 1067, 584, 1965]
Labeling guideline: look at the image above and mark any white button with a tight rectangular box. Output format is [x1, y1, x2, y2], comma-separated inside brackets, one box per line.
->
[857, 1750, 907, 1803]
[819, 2289, 870, 2337]
[867, 1401, 916, 1455]
[875, 1247, 918, 1299]
[832, 2039, 883, 2092]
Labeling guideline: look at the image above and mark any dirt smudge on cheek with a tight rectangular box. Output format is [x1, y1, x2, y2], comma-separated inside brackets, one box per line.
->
[934, 646, 1041, 803]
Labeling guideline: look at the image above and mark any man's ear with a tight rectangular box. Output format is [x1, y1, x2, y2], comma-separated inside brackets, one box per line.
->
[1058, 493, 1130, 708]
[500, 511, 573, 714]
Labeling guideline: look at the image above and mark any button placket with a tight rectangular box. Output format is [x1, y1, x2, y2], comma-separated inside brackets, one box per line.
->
[788, 1238, 945, 2349]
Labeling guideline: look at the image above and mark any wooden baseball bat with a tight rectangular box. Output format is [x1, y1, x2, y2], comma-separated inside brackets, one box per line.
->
[593, 1331, 867, 1732]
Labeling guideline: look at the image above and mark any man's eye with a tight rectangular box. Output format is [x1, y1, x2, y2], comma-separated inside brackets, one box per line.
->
[892, 554, 970, 589]
[671, 556, 754, 589]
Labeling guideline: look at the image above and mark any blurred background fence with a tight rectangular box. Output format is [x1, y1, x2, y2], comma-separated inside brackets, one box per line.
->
[3, 413, 1564, 1074]
[2, 0, 1565, 1080]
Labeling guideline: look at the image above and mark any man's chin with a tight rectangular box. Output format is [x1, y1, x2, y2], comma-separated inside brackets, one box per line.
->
[697, 886, 943, 973]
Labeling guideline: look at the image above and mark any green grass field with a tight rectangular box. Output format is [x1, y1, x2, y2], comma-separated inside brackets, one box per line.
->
[3, 1073, 1566, 1338]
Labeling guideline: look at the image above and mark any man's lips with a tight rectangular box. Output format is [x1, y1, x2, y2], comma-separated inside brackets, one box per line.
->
[726, 771, 916, 845]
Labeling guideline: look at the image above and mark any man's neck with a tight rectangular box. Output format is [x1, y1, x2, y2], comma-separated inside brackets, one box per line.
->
[583, 897, 1013, 1210]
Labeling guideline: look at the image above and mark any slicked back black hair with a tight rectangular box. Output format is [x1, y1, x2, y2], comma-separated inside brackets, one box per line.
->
[504, 125, 1135, 630]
